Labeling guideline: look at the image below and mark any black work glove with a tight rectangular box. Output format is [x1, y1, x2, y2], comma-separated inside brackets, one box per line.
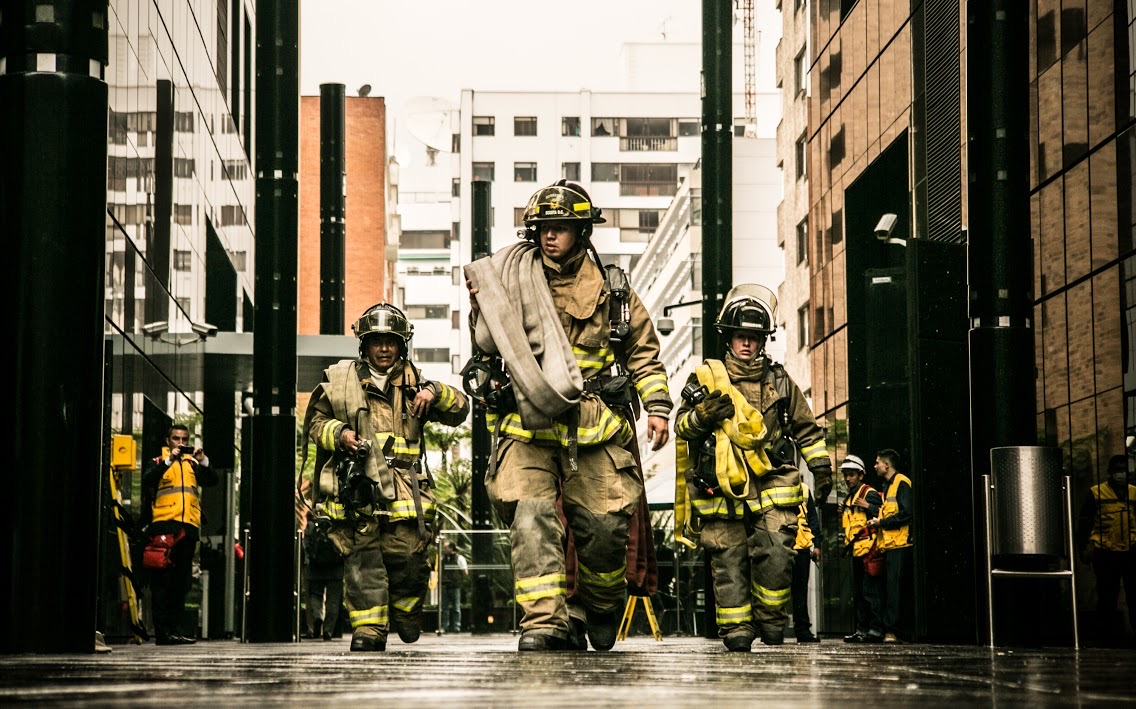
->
[694, 390, 735, 424]
[810, 461, 834, 503]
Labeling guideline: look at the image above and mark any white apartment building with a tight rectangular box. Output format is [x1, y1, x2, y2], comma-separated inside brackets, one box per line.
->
[390, 138, 465, 390]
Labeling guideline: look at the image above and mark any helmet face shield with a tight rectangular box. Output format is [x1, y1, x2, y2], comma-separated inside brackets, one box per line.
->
[715, 284, 778, 336]
[351, 304, 413, 344]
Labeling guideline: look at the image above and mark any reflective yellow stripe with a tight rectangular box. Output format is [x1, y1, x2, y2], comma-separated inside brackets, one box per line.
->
[746, 484, 805, 514]
[319, 420, 342, 451]
[370, 432, 421, 457]
[392, 596, 420, 613]
[573, 346, 613, 370]
[389, 499, 437, 520]
[349, 605, 388, 627]
[691, 497, 731, 517]
[514, 573, 566, 603]
[324, 501, 347, 520]
[752, 582, 790, 608]
[487, 410, 631, 447]
[635, 373, 669, 399]
[800, 440, 828, 462]
[716, 604, 753, 625]
[577, 562, 626, 589]
[435, 384, 456, 409]
[675, 411, 699, 439]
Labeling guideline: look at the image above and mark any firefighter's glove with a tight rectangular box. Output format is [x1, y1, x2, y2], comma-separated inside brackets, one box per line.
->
[694, 390, 735, 425]
[810, 460, 834, 503]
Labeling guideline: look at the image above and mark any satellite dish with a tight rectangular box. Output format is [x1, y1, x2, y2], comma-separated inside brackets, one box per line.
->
[403, 96, 457, 153]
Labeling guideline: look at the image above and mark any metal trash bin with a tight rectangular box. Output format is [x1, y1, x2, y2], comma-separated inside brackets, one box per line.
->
[983, 445, 1078, 647]
[989, 446, 1064, 557]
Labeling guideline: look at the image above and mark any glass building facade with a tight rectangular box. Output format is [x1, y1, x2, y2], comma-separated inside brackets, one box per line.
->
[104, 0, 253, 476]
[101, 0, 255, 638]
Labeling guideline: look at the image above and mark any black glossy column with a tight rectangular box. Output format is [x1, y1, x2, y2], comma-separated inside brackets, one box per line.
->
[249, 0, 299, 642]
[319, 83, 345, 334]
[469, 180, 493, 634]
[0, 1, 109, 653]
[966, 1, 1038, 643]
[700, 0, 732, 639]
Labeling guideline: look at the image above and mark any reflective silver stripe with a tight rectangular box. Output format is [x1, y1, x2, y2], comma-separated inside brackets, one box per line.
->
[392, 596, 420, 613]
[515, 573, 566, 603]
[349, 605, 388, 626]
[716, 604, 753, 624]
[752, 582, 790, 608]
[577, 562, 626, 589]
[155, 487, 199, 499]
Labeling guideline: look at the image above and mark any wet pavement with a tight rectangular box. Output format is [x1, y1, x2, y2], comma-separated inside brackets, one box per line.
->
[1, 634, 1134, 706]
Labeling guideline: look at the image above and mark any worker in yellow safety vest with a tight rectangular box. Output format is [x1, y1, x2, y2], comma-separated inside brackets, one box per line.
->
[1077, 454, 1135, 646]
[142, 424, 218, 645]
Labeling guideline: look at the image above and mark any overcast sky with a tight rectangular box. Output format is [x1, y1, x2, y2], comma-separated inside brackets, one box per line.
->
[299, 0, 703, 110]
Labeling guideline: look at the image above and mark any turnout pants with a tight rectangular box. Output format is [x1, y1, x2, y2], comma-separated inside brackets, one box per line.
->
[330, 517, 430, 641]
[488, 438, 642, 639]
[701, 508, 797, 640]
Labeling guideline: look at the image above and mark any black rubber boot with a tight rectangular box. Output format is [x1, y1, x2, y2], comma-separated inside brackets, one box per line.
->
[350, 631, 386, 652]
[585, 607, 621, 652]
[517, 632, 566, 651]
[723, 632, 755, 652]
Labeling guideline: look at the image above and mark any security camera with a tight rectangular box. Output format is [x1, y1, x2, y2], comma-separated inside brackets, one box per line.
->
[874, 213, 898, 241]
[656, 317, 675, 336]
[191, 321, 218, 338]
[141, 320, 168, 336]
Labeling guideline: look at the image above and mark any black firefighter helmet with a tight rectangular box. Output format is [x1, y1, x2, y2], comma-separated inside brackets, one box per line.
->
[714, 284, 778, 338]
[520, 179, 606, 242]
[351, 302, 413, 357]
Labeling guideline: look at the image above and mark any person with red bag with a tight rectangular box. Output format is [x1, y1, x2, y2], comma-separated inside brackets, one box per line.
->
[838, 454, 884, 643]
[141, 424, 217, 645]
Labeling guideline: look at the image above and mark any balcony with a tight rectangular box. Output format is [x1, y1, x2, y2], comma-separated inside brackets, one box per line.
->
[620, 136, 677, 152]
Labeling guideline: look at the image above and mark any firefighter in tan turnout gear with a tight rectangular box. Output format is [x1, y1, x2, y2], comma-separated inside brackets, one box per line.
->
[674, 285, 833, 650]
[304, 303, 469, 652]
[465, 179, 672, 651]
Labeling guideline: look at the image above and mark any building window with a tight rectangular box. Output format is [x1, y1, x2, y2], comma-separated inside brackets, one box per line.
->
[451, 133, 461, 152]
[678, 119, 699, 136]
[620, 163, 678, 196]
[621, 118, 677, 151]
[692, 317, 702, 356]
[473, 116, 495, 136]
[797, 304, 810, 350]
[401, 230, 450, 249]
[472, 162, 495, 182]
[514, 117, 537, 136]
[413, 347, 450, 363]
[173, 250, 192, 271]
[174, 204, 193, 225]
[794, 49, 807, 96]
[795, 133, 807, 180]
[592, 117, 616, 136]
[592, 163, 619, 181]
[796, 220, 808, 265]
[562, 117, 581, 136]
[562, 162, 581, 181]
[514, 208, 527, 227]
[452, 310, 460, 329]
[228, 250, 247, 271]
[514, 161, 537, 182]
[451, 178, 460, 197]
[406, 305, 449, 319]
[452, 266, 461, 286]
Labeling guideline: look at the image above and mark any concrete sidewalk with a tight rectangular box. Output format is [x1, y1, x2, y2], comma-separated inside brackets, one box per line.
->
[1, 634, 1133, 706]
